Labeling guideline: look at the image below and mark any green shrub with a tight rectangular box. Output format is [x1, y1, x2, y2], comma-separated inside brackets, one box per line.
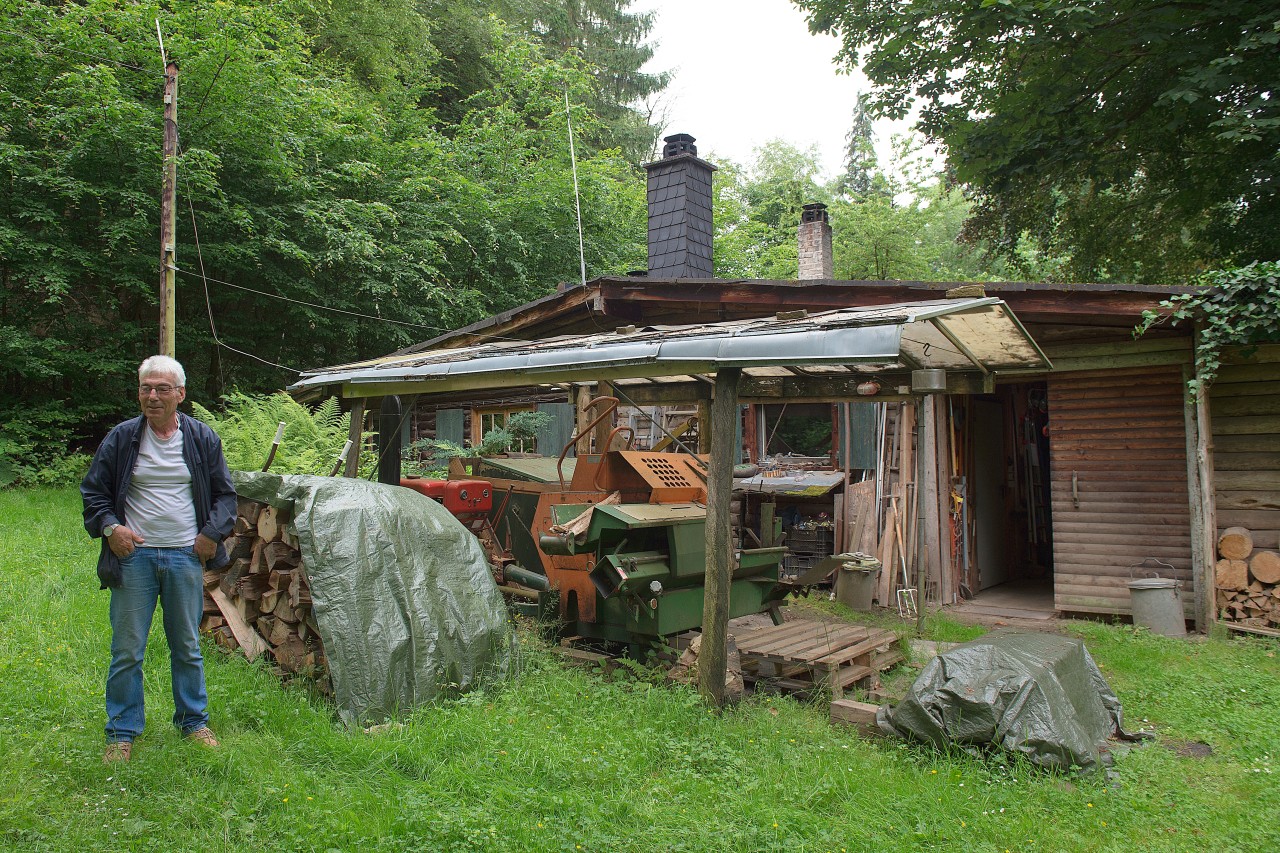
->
[403, 438, 467, 478]
[193, 392, 374, 476]
[0, 431, 92, 488]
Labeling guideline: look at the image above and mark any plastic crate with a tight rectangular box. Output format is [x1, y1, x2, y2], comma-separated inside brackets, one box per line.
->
[786, 527, 834, 550]
[782, 553, 821, 576]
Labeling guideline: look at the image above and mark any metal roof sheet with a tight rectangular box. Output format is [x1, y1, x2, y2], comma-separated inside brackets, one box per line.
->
[290, 297, 1050, 398]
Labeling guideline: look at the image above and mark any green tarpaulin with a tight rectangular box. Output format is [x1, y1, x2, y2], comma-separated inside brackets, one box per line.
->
[877, 632, 1147, 772]
[233, 472, 514, 728]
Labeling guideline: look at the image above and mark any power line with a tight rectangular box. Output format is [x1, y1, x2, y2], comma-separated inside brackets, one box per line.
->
[172, 266, 462, 333]
[0, 27, 160, 75]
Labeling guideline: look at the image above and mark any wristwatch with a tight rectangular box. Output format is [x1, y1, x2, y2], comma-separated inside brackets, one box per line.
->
[103, 524, 119, 538]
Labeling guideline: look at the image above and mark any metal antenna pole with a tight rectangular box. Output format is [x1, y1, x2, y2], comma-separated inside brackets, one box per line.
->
[565, 88, 587, 290]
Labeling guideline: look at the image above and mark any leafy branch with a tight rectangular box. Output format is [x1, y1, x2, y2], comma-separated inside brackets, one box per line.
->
[1135, 261, 1280, 398]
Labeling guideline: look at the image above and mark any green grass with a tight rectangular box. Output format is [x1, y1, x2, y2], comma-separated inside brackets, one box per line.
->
[2, 488, 1278, 851]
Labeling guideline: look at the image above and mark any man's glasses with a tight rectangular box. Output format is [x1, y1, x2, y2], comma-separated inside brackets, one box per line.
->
[139, 384, 179, 396]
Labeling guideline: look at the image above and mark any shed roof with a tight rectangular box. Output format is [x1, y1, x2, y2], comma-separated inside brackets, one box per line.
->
[291, 297, 1049, 400]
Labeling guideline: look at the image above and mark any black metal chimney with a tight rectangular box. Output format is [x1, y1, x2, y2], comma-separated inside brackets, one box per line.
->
[643, 133, 716, 279]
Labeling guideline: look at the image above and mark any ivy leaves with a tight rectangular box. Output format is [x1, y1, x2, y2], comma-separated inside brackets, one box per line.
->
[1135, 262, 1280, 397]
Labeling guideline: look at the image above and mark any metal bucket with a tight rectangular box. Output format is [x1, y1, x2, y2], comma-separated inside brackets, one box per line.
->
[1127, 577, 1187, 637]
[835, 560, 879, 611]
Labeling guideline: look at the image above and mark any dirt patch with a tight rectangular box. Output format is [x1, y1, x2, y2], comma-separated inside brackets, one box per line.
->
[1163, 739, 1214, 759]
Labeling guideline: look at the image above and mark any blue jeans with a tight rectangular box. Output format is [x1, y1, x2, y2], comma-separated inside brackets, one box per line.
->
[105, 546, 209, 742]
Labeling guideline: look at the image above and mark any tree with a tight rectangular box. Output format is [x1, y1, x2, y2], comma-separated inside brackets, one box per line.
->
[493, 1, 669, 161]
[794, 0, 1280, 282]
[0, 0, 647, 470]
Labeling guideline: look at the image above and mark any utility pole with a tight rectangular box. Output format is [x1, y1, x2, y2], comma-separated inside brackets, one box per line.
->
[158, 59, 178, 357]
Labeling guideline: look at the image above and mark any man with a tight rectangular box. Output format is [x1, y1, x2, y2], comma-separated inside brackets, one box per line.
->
[81, 355, 237, 763]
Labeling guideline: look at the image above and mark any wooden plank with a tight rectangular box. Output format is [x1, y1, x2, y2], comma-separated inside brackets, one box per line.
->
[1215, 363, 1280, 383]
[1214, 452, 1280, 472]
[768, 627, 871, 662]
[209, 587, 269, 661]
[747, 622, 865, 660]
[1215, 471, 1280, 491]
[1213, 509, 1280, 530]
[777, 627, 881, 664]
[1213, 433, 1280, 453]
[1044, 337, 1192, 359]
[1210, 414, 1280, 435]
[1219, 343, 1280, 366]
[1052, 530, 1192, 546]
[1211, 395, 1280, 417]
[830, 699, 882, 736]
[810, 630, 899, 667]
[1225, 623, 1280, 639]
[730, 620, 825, 653]
[1210, 379, 1280, 398]
[1050, 512, 1192, 527]
[1215, 491, 1280, 512]
[1040, 352, 1191, 372]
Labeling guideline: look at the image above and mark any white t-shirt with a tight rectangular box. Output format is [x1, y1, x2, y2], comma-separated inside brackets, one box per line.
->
[125, 423, 198, 548]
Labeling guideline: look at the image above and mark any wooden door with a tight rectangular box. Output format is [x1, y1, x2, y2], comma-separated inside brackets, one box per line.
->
[1048, 366, 1193, 615]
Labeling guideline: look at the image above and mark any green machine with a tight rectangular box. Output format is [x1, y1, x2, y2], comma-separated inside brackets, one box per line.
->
[455, 450, 789, 648]
[542, 502, 788, 644]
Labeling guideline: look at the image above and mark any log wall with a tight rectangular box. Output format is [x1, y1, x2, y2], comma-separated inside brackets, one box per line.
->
[1211, 344, 1280, 549]
[1048, 365, 1194, 616]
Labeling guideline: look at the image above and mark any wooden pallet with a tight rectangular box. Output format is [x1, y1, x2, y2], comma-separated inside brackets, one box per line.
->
[729, 621, 903, 699]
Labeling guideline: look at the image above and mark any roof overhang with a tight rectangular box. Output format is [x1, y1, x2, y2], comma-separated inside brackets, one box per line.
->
[290, 297, 1051, 400]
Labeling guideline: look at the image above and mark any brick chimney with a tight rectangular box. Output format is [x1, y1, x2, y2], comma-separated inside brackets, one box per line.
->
[798, 203, 833, 280]
[643, 133, 716, 278]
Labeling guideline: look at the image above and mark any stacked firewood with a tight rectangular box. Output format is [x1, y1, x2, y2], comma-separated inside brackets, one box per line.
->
[200, 497, 330, 692]
[1214, 526, 1280, 628]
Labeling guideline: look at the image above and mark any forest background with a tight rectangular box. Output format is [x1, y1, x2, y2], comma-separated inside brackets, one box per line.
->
[1, 0, 1275, 483]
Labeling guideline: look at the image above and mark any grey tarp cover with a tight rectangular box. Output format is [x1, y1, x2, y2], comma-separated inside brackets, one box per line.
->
[877, 632, 1141, 772]
[232, 472, 514, 728]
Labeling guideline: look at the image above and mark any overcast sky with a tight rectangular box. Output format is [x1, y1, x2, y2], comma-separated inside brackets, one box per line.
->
[634, 0, 889, 178]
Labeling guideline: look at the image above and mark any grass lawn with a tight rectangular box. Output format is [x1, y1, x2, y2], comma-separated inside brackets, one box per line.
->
[1, 487, 1277, 851]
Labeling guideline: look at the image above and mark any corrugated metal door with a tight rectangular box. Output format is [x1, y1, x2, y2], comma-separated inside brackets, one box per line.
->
[1048, 366, 1193, 615]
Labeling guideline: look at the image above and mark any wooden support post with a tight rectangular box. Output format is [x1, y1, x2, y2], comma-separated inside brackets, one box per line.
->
[1185, 351, 1217, 633]
[575, 384, 594, 455]
[841, 403, 853, 553]
[698, 367, 741, 707]
[932, 395, 951, 605]
[697, 397, 712, 454]
[921, 394, 944, 609]
[344, 398, 365, 478]
[593, 382, 615, 453]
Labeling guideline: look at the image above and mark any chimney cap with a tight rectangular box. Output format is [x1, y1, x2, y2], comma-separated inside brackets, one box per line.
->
[662, 133, 698, 158]
[801, 202, 829, 224]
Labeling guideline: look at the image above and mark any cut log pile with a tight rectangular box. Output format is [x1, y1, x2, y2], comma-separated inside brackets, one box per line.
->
[200, 498, 330, 692]
[1215, 526, 1280, 630]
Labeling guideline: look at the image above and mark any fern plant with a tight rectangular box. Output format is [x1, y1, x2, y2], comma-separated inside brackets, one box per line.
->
[193, 392, 374, 476]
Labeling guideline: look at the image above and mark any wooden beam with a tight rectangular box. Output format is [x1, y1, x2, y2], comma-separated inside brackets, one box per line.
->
[697, 397, 712, 454]
[698, 367, 741, 708]
[343, 397, 365, 478]
[575, 384, 593, 455]
[594, 382, 615, 453]
[1193, 343, 1218, 633]
[930, 318, 988, 374]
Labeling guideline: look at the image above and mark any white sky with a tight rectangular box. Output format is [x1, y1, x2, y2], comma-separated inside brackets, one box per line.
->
[635, 0, 894, 178]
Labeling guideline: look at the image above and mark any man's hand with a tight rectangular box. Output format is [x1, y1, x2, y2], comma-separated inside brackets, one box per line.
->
[194, 533, 217, 565]
[107, 526, 145, 558]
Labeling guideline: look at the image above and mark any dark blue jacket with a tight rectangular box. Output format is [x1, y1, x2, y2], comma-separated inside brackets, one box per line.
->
[81, 412, 237, 589]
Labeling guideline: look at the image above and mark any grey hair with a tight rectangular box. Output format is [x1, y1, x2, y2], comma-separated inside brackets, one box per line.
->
[138, 355, 187, 388]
